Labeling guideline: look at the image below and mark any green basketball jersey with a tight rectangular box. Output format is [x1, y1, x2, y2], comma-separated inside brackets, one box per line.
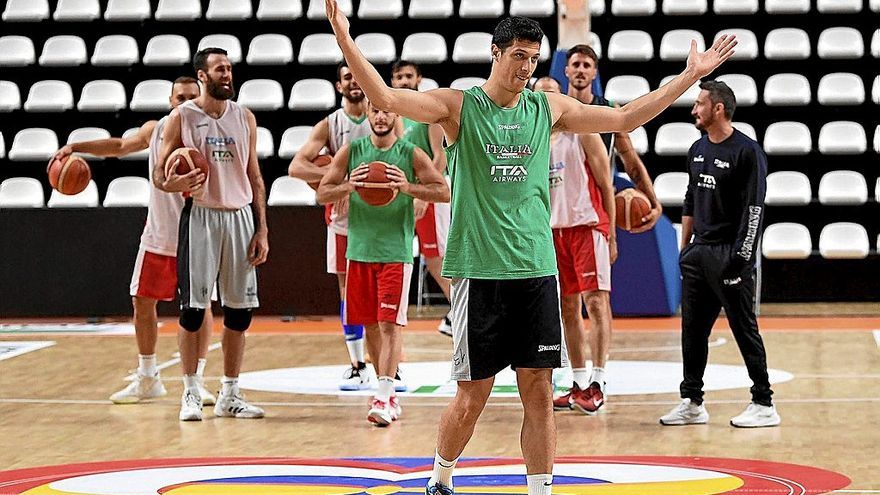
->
[442, 87, 556, 279]
[346, 136, 416, 264]
[401, 118, 433, 159]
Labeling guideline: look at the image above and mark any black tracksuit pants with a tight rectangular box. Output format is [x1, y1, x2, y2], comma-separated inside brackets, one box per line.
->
[679, 243, 773, 406]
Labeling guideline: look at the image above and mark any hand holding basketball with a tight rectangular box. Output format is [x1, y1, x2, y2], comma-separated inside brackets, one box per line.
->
[348, 163, 371, 187]
[47, 154, 91, 195]
[162, 148, 208, 193]
[384, 164, 411, 194]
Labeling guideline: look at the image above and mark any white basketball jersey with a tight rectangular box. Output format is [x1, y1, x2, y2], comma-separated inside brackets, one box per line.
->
[178, 100, 252, 210]
[141, 116, 184, 256]
[327, 108, 372, 234]
[549, 132, 609, 234]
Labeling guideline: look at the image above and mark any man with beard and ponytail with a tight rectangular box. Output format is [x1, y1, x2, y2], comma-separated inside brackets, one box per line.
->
[154, 47, 269, 422]
[317, 101, 449, 426]
[289, 63, 374, 391]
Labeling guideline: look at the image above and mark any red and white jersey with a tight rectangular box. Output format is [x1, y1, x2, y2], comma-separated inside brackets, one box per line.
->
[178, 100, 252, 210]
[141, 116, 184, 256]
[549, 131, 610, 235]
[327, 108, 372, 235]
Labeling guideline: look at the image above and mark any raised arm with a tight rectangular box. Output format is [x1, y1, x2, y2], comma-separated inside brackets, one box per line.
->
[386, 147, 450, 203]
[152, 110, 205, 193]
[582, 133, 617, 264]
[550, 35, 737, 134]
[54, 121, 156, 162]
[288, 118, 331, 182]
[245, 109, 269, 266]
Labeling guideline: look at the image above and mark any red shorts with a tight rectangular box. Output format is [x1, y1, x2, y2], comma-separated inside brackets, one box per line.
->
[344, 261, 413, 326]
[326, 230, 347, 274]
[553, 225, 611, 296]
[415, 202, 450, 258]
[129, 247, 177, 301]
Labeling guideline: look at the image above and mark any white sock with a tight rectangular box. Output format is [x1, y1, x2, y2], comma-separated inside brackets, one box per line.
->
[591, 367, 606, 389]
[376, 376, 393, 402]
[571, 367, 589, 389]
[346, 338, 365, 365]
[138, 354, 157, 376]
[182, 374, 200, 394]
[428, 450, 458, 488]
[220, 376, 238, 396]
[196, 358, 207, 378]
[527, 474, 552, 495]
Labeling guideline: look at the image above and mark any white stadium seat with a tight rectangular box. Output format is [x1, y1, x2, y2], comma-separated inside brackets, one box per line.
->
[103, 177, 151, 207]
[39, 36, 87, 67]
[143, 35, 191, 66]
[765, 0, 810, 13]
[0, 81, 21, 112]
[873, 0, 880, 12]
[873, 30, 880, 57]
[510, 0, 555, 17]
[870, 76, 879, 104]
[763, 73, 811, 106]
[2, 0, 50, 21]
[605, 76, 650, 104]
[0, 132, 4, 159]
[24, 81, 74, 112]
[0, 178, 45, 208]
[48, 181, 100, 208]
[590, 0, 606, 15]
[358, 0, 403, 18]
[817, 0, 861, 13]
[268, 177, 317, 206]
[818, 122, 867, 154]
[237, 79, 285, 111]
[655, 123, 701, 156]
[818, 28, 864, 59]
[660, 30, 705, 61]
[289, 79, 335, 111]
[206, 0, 253, 19]
[659, 75, 700, 106]
[713, 0, 758, 14]
[765, 171, 811, 205]
[355, 33, 397, 64]
[762, 223, 812, 259]
[764, 28, 811, 60]
[120, 128, 149, 161]
[451, 77, 487, 90]
[460, 0, 504, 17]
[308, 0, 352, 18]
[818, 171, 868, 205]
[453, 33, 493, 63]
[247, 34, 294, 65]
[419, 78, 439, 91]
[653, 172, 689, 207]
[875, 125, 880, 153]
[0, 36, 36, 66]
[662, 0, 707, 15]
[77, 80, 127, 112]
[588, 32, 603, 59]
[733, 122, 757, 141]
[155, 0, 202, 20]
[611, 0, 656, 16]
[608, 30, 653, 61]
[67, 128, 112, 161]
[256, 127, 275, 159]
[539, 36, 551, 62]
[764, 122, 811, 155]
[819, 223, 869, 259]
[256, 0, 302, 19]
[714, 29, 758, 60]
[299, 34, 343, 64]
[715, 74, 757, 106]
[9, 128, 58, 161]
[198, 35, 243, 64]
[278, 126, 313, 159]
[408, 0, 454, 18]
[876, 177, 880, 201]
[104, 0, 151, 21]
[54, 0, 100, 21]
[818, 73, 865, 105]
[629, 126, 649, 154]
[402, 33, 448, 64]
[130, 80, 173, 111]
[92, 36, 140, 66]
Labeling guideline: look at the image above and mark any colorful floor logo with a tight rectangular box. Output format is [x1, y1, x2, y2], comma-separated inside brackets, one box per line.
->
[239, 360, 794, 397]
[0, 457, 849, 494]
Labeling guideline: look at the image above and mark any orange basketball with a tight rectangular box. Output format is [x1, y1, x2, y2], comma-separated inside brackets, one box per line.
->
[355, 161, 398, 207]
[47, 155, 91, 195]
[308, 154, 333, 191]
[615, 188, 652, 232]
[165, 147, 210, 178]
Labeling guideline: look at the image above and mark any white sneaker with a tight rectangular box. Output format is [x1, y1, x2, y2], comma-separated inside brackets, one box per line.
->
[730, 403, 781, 428]
[110, 373, 167, 404]
[339, 366, 372, 391]
[367, 398, 393, 426]
[437, 312, 453, 337]
[179, 390, 203, 421]
[214, 391, 265, 419]
[197, 377, 216, 406]
[389, 396, 402, 421]
[659, 399, 709, 425]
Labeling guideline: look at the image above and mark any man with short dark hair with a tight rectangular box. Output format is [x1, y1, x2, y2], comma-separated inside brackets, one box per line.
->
[659, 80, 780, 428]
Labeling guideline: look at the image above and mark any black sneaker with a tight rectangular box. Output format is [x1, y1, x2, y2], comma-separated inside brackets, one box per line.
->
[426, 482, 454, 494]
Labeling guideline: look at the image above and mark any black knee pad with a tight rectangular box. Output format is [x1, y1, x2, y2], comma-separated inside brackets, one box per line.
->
[223, 307, 252, 331]
[179, 308, 206, 332]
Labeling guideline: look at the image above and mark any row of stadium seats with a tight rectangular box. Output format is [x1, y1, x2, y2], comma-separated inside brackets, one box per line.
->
[762, 222, 878, 260]
[655, 171, 880, 207]
[4, 0, 879, 22]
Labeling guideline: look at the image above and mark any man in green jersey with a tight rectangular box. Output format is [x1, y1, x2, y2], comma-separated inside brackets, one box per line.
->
[389, 60, 455, 336]
[316, 102, 450, 427]
[326, 1, 736, 492]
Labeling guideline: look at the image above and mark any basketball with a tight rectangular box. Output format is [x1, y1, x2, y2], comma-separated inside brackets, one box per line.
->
[47, 155, 91, 195]
[355, 161, 398, 207]
[164, 147, 210, 178]
[308, 154, 333, 190]
[615, 188, 652, 232]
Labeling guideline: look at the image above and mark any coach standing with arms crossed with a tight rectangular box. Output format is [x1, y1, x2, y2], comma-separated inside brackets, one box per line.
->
[660, 81, 780, 428]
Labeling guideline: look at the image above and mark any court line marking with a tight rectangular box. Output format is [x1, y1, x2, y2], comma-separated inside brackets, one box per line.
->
[873, 330, 880, 350]
[408, 338, 728, 355]
[123, 342, 222, 381]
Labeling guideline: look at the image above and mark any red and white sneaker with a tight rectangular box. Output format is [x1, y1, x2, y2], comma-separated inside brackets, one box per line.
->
[553, 384, 580, 410]
[367, 398, 393, 426]
[572, 382, 605, 415]
[389, 396, 402, 421]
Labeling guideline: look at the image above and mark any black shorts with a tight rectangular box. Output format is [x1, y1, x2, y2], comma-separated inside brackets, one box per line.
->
[449, 276, 566, 381]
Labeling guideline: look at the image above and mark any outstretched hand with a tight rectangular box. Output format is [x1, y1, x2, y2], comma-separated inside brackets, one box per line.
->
[687, 34, 737, 79]
[325, 0, 350, 37]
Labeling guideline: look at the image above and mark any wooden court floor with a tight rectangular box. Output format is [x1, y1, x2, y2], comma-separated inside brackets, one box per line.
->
[0, 315, 878, 493]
